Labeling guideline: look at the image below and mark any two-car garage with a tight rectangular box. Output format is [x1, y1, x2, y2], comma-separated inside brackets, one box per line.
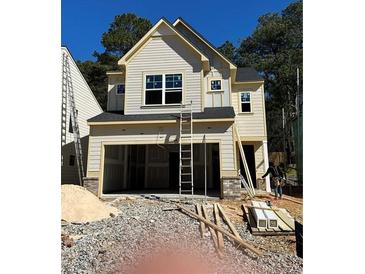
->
[102, 143, 221, 195]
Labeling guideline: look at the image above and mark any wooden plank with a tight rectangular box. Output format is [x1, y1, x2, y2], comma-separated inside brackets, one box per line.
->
[213, 204, 224, 251]
[233, 124, 255, 195]
[276, 215, 292, 231]
[177, 204, 262, 256]
[270, 193, 303, 205]
[195, 204, 205, 238]
[201, 204, 223, 258]
[275, 208, 295, 230]
[217, 204, 242, 240]
[242, 205, 256, 233]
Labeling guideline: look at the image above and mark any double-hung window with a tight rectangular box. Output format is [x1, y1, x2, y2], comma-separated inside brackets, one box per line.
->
[165, 74, 182, 104]
[145, 75, 163, 104]
[145, 73, 182, 105]
[240, 92, 251, 112]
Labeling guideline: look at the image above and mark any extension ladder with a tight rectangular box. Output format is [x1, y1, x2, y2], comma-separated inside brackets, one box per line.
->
[179, 101, 194, 195]
[62, 52, 85, 186]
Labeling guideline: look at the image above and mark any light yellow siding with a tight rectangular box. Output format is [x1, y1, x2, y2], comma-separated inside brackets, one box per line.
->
[107, 74, 125, 112]
[125, 35, 202, 114]
[232, 83, 266, 138]
[87, 122, 236, 176]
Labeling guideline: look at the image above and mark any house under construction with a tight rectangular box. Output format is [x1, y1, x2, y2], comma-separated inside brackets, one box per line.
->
[82, 18, 270, 198]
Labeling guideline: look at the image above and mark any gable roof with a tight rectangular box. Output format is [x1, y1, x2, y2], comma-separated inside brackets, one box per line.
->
[118, 18, 210, 71]
[61, 46, 103, 112]
[235, 67, 264, 83]
[173, 17, 237, 70]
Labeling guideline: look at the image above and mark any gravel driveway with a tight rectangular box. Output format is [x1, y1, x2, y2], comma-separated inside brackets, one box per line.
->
[61, 199, 303, 274]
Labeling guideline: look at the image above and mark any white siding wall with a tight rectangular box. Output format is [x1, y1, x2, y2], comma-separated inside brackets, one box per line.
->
[61, 47, 103, 184]
[232, 83, 266, 137]
[87, 122, 235, 175]
[62, 47, 103, 143]
[125, 35, 202, 114]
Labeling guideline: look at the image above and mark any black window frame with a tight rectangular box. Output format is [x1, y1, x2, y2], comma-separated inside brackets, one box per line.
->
[240, 92, 251, 113]
[144, 73, 183, 105]
[210, 79, 222, 91]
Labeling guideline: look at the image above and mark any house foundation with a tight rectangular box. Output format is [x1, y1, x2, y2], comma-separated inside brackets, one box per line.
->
[221, 176, 241, 199]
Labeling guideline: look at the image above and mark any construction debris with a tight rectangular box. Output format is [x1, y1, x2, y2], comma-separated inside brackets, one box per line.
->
[61, 184, 118, 223]
[217, 204, 243, 240]
[242, 201, 295, 236]
[195, 204, 206, 238]
[62, 199, 303, 274]
[177, 203, 263, 256]
[201, 204, 223, 258]
[213, 204, 224, 252]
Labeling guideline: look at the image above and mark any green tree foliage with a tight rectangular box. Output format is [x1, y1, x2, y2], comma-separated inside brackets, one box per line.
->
[234, 0, 302, 161]
[76, 60, 108, 110]
[217, 41, 236, 63]
[237, 0, 303, 113]
[77, 13, 152, 110]
[101, 13, 152, 57]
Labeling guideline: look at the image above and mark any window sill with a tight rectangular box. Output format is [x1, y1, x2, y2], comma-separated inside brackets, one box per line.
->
[140, 104, 182, 109]
[238, 112, 254, 115]
[207, 90, 224, 94]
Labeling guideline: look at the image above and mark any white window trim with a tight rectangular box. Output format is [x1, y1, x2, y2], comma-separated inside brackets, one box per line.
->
[143, 72, 184, 106]
[239, 91, 253, 113]
[116, 83, 125, 95]
[208, 77, 223, 92]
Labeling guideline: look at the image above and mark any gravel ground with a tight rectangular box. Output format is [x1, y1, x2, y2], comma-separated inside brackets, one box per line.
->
[61, 199, 303, 274]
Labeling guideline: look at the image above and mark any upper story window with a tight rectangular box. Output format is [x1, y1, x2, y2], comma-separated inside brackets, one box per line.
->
[240, 92, 251, 112]
[116, 84, 125, 95]
[145, 73, 182, 105]
[209, 79, 222, 91]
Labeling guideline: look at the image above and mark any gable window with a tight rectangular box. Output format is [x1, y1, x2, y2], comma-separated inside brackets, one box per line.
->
[145, 73, 182, 105]
[209, 79, 222, 91]
[116, 84, 125, 95]
[240, 92, 251, 112]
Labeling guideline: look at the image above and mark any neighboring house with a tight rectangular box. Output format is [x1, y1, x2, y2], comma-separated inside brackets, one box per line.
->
[61, 47, 103, 184]
[85, 18, 270, 198]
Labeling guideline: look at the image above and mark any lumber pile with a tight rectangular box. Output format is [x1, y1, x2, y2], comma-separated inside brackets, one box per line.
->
[242, 201, 295, 236]
[178, 203, 262, 257]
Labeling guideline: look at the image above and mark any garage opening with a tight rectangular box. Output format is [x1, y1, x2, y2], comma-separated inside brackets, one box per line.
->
[102, 144, 220, 195]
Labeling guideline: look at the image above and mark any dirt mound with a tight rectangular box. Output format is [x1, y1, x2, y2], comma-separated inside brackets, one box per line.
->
[61, 184, 118, 223]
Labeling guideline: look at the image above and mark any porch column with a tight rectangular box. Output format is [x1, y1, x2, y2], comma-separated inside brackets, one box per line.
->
[262, 140, 271, 192]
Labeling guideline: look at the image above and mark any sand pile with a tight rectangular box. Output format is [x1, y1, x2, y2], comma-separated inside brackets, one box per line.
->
[61, 184, 118, 223]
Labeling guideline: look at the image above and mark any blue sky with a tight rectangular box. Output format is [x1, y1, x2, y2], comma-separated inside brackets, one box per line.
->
[62, 0, 295, 61]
